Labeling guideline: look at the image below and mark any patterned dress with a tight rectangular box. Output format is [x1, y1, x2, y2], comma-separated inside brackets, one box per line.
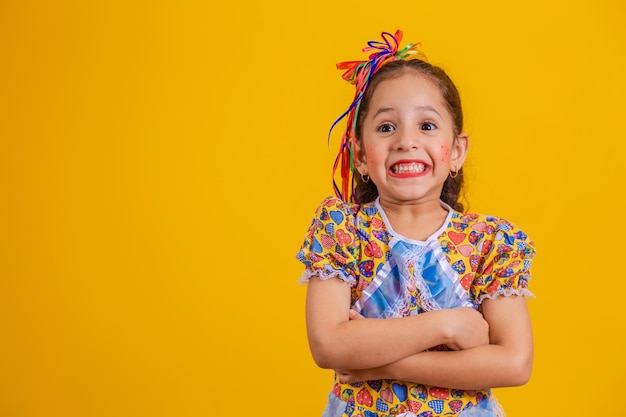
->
[297, 196, 536, 417]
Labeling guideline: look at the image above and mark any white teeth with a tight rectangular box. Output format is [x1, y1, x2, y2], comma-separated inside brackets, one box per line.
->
[392, 162, 426, 173]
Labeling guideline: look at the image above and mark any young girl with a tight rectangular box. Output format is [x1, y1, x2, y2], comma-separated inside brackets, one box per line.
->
[296, 31, 536, 417]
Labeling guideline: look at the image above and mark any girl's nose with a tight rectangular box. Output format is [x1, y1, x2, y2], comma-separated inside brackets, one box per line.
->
[393, 127, 420, 151]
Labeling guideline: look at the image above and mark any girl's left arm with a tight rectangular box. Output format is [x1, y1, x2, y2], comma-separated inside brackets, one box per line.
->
[336, 294, 533, 389]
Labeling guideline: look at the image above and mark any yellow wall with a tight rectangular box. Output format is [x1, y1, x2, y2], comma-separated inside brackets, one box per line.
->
[1, 1, 624, 416]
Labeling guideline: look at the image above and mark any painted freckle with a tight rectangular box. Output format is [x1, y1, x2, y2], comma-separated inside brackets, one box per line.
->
[440, 145, 450, 161]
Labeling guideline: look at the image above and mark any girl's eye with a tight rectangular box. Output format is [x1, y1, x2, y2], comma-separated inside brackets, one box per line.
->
[377, 123, 395, 133]
[420, 121, 437, 131]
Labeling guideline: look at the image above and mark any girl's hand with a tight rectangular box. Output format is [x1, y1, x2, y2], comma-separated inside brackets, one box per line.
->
[349, 307, 488, 350]
[443, 307, 489, 351]
[348, 309, 364, 320]
[335, 369, 364, 384]
[335, 366, 388, 384]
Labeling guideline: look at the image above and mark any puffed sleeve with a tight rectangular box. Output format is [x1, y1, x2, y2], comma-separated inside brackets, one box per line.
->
[472, 217, 536, 304]
[296, 197, 359, 287]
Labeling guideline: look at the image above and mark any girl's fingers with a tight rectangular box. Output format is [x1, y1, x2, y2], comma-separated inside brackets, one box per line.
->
[348, 309, 365, 320]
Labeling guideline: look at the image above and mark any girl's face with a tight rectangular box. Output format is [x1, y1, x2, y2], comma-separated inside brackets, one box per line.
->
[357, 71, 468, 206]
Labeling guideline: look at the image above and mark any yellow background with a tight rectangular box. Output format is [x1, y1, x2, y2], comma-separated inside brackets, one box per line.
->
[1, 1, 624, 416]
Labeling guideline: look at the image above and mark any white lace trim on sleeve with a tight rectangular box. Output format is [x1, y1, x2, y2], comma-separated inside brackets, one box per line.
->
[298, 269, 357, 287]
[476, 288, 535, 305]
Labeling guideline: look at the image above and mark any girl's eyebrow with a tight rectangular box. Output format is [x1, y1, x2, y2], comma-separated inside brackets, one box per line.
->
[372, 107, 395, 117]
[416, 106, 442, 117]
[372, 105, 442, 118]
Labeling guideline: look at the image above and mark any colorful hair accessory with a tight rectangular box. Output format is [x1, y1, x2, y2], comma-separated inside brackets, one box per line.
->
[328, 30, 426, 201]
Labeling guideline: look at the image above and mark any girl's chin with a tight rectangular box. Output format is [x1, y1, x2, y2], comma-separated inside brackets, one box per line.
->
[378, 193, 442, 204]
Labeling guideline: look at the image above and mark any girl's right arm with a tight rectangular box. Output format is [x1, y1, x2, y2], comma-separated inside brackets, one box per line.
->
[334, 295, 533, 389]
[305, 276, 489, 370]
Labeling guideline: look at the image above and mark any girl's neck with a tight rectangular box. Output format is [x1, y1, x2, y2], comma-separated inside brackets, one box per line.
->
[378, 197, 450, 241]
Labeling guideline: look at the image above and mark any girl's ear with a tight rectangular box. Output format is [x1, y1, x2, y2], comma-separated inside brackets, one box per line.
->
[355, 141, 368, 174]
[451, 133, 469, 170]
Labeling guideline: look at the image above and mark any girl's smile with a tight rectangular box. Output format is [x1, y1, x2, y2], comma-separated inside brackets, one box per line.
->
[388, 159, 429, 177]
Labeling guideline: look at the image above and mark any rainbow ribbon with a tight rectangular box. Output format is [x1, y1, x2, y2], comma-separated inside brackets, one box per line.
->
[328, 30, 425, 201]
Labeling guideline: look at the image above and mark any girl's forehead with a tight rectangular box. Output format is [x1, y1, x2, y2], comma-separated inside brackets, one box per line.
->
[369, 72, 447, 109]
[374, 72, 440, 94]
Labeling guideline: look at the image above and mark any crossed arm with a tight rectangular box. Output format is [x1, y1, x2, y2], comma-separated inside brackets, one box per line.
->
[305, 276, 533, 390]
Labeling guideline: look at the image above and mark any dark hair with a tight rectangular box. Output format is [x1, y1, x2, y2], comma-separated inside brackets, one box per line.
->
[353, 59, 466, 212]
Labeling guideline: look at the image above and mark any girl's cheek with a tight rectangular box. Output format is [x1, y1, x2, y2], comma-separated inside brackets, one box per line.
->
[440, 145, 450, 162]
[365, 146, 377, 165]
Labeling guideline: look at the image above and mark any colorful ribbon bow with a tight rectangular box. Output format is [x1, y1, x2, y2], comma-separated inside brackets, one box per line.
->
[328, 30, 425, 202]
